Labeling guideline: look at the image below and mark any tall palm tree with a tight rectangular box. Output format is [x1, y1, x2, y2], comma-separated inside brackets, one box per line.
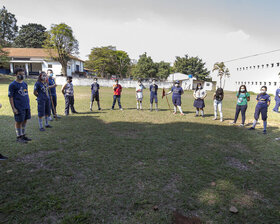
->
[212, 62, 230, 88]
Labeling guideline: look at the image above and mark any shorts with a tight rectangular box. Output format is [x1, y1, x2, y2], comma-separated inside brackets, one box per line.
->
[136, 94, 143, 101]
[91, 94, 99, 102]
[193, 99, 205, 108]
[14, 109, 31, 122]
[254, 106, 268, 121]
[172, 97, 181, 106]
[150, 95, 158, 104]
[38, 99, 51, 117]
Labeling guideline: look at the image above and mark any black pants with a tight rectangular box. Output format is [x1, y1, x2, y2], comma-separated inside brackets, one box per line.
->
[234, 104, 247, 124]
[50, 95, 57, 116]
[65, 95, 76, 115]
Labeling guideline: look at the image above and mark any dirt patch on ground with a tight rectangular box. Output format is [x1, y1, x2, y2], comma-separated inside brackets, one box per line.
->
[225, 157, 249, 171]
[231, 190, 268, 208]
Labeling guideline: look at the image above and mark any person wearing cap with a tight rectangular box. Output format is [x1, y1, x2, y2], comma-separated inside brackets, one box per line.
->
[111, 79, 123, 110]
[150, 79, 158, 111]
[135, 79, 146, 110]
[166, 80, 184, 115]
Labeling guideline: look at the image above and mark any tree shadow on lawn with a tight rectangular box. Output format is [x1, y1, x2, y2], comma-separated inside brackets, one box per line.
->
[0, 114, 280, 224]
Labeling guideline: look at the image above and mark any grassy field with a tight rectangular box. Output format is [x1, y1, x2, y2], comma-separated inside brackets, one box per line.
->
[0, 75, 280, 224]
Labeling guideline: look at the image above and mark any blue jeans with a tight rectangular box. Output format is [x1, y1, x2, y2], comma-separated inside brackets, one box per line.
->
[234, 104, 247, 124]
[112, 95, 122, 109]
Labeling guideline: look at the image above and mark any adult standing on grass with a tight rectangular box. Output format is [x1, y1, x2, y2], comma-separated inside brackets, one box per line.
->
[47, 69, 60, 120]
[62, 76, 78, 115]
[34, 72, 52, 131]
[111, 79, 123, 110]
[150, 78, 159, 112]
[90, 78, 101, 111]
[0, 102, 8, 160]
[8, 68, 32, 143]
[231, 85, 250, 127]
[213, 87, 224, 122]
[272, 84, 280, 113]
[248, 86, 271, 134]
[166, 80, 184, 115]
[136, 79, 145, 110]
[193, 83, 207, 117]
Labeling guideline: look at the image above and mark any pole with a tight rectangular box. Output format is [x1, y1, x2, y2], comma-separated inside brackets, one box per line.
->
[48, 86, 58, 121]
[163, 88, 172, 112]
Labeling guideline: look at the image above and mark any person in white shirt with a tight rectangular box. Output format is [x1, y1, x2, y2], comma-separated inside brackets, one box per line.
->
[136, 79, 146, 110]
[193, 83, 207, 117]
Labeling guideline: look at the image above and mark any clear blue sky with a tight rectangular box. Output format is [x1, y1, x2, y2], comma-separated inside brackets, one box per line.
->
[2, 0, 280, 68]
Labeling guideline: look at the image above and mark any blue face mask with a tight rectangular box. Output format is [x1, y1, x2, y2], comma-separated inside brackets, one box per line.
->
[49, 73, 53, 77]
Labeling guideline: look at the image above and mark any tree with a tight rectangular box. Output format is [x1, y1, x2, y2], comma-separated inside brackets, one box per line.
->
[173, 55, 210, 80]
[0, 45, 9, 67]
[44, 23, 79, 76]
[212, 62, 230, 88]
[131, 52, 157, 79]
[14, 23, 46, 48]
[0, 6, 18, 46]
[155, 61, 171, 80]
[113, 50, 131, 79]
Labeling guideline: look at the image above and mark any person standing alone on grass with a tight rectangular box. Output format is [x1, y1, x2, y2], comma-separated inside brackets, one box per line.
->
[136, 79, 145, 110]
[193, 83, 207, 117]
[90, 78, 101, 111]
[166, 80, 184, 115]
[150, 79, 158, 112]
[8, 68, 32, 143]
[248, 86, 271, 134]
[111, 79, 123, 110]
[62, 77, 78, 115]
[47, 69, 60, 120]
[272, 84, 280, 113]
[213, 87, 224, 122]
[0, 102, 8, 160]
[231, 85, 250, 126]
[34, 72, 52, 131]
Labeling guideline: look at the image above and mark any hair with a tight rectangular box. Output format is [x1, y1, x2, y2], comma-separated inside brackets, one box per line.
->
[138, 79, 142, 83]
[238, 85, 247, 97]
[37, 71, 46, 82]
[14, 68, 25, 75]
[94, 77, 98, 81]
[152, 78, 157, 82]
[261, 85, 267, 91]
[216, 87, 223, 95]
[47, 69, 53, 73]
[67, 76, 73, 81]
[195, 83, 203, 91]
[115, 79, 119, 82]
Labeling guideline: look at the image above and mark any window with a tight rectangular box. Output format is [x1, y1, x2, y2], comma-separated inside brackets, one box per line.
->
[271, 63, 274, 67]
[269, 82, 271, 86]
[238, 82, 240, 85]
[250, 66, 252, 69]
[237, 68, 239, 71]
[253, 66, 256, 69]
[264, 82, 267, 85]
[251, 82, 254, 85]
[266, 64, 269, 68]
[262, 65, 264, 68]
[244, 82, 246, 84]
[48, 64, 52, 68]
[255, 82, 258, 85]
[258, 65, 260, 69]
[246, 67, 248, 70]
[260, 82, 262, 85]
[274, 82, 277, 86]
[243, 67, 245, 70]
[277, 63, 280, 67]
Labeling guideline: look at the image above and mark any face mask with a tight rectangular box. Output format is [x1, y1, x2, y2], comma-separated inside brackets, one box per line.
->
[175, 84, 179, 87]
[241, 88, 245, 92]
[17, 74, 24, 80]
[260, 90, 266, 94]
[198, 86, 202, 89]
[152, 82, 156, 85]
[49, 73, 53, 77]
[94, 80, 97, 83]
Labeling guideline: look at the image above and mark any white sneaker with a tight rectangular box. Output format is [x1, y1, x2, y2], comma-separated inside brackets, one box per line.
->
[213, 117, 217, 120]
[48, 116, 53, 121]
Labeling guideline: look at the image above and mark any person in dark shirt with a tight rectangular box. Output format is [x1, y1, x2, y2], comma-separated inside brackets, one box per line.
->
[62, 76, 78, 115]
[166, 80, 184, 115]
[8, 68, 32, 143]
[249, 86, 271, 134]
[273, 84, 280, 113]
[34, 72, 52, 131]
[150, 79, 158, 111]
[90, 78, 101, 111]
[213, 87, 224, 122]
[47, 69, 60, 120]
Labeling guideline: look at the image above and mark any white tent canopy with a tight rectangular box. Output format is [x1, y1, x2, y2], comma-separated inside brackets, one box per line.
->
[167, 73, 191, 82]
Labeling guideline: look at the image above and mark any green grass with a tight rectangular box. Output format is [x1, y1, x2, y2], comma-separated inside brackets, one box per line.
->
[0, 74, 280, 224]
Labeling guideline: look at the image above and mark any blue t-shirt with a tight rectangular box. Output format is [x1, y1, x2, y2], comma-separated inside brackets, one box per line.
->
[150, 84, 158, 96]
[256, 93, 271, 108]
[91, 83, 99, 95]
[8, 81, 30, 110]
[48, 77, 56, 96]
[275, 88, 280, 101]
[34, 81, 49, 101]
[171, 86, 183, 98]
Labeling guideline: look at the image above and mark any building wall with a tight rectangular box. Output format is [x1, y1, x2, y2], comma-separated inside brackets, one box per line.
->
[212, 51, 280, 94]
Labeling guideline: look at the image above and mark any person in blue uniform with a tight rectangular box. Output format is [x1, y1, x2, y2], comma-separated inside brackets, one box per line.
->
[47, 69, 60, 120]
[167, 80, 184, 115]
[34, 72, 52, 131]
[248, 86, 271, 134]
[150, 79, 158, 111]
[273, 84, 280, 113]
[8, 68, 32, 143]
[90, 78, 101, 111]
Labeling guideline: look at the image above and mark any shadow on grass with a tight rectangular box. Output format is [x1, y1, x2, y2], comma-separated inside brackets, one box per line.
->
[0, 114, 280, 224]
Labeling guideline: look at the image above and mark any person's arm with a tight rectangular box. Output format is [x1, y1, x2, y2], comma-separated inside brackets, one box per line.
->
[213, 93, 216, 100]
[181, 89, 184, 95]
[246, 93, 250, 102]
[221, 92, 224, 101]
[9, 97, 18, 114]
[61, 83, 67, 95]
[203, 91, 207, 99]
[193, 91, 198, 99]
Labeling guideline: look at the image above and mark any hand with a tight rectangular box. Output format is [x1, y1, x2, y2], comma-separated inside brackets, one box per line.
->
[54, 84, 57, 87]
[0, 103, 2, 109]
[13, 108, 19, 114]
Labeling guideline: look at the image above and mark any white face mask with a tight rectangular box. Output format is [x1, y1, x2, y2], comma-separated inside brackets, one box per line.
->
[241, 88, 245, 92]
[152, 82, 156, 85]
[94, 80, 97, 83]
[260, 90, 266, 94]
[175, 84, 179, 87]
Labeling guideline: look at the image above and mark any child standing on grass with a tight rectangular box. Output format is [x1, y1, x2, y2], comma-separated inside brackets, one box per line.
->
[47, 69, 60, 121]
[136, 79, 145, 110]
[0, 102, 8, 160]
[62, 77, 78, 115]
[193, 83, 207, 117]
[111, 79, 123, 110]
[150, 79, 158, 111]
[166, 80, 184, 115]
[213, 87, 224, 122]
[34, 72, 52, 131]
[272, 84, 280, 113]
[90, 78, 101, 111]
[248, 86, 271, 134]
[8, 68, 32, 143]
[231, 85, 250, 126]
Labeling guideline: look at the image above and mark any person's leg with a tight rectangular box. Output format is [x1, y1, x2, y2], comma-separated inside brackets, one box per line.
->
[155, 96, 158, 111]
[213, 100, 218, 119]
[0, 153, 8, 160]
[241, 105, 248, 125]
[117, 96, 122, 109]
[136, 100, 139, 110]
[273, 100, 280, 112]
[112, 95, 117, 109]
[173, 105, 177, 113]
[261, 107, 268, 132]
[140, 100, 143, 110]
[96, 95, 101, 110]
[70, 96, 76, 113]
[201, 108, 204, 117]
[233, 105, 241, 123]
[65, 96, 70, 115]
[196, 107, 199, 116]
[218, 101, 223, 121]
[45, 100, 51, 127]
[177, 98, 183, 115]
[251, 107, 260, 129]
[90, 94, 94, 111]
[15, 121, 22, 139]
[150, 96, 153, 111]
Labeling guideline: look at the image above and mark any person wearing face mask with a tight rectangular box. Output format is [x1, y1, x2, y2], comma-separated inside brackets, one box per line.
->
[62, 76, 78, 115]
[231, 85, 250, 126]
[248, 86, 271, 134]
[136, 79, 146, 110]
[213, 87, 224, 122]
[34, 72, 52, 131]
[8, 68, 32, 143]
[193, 83, 207, 117]
[272, 83, 280, 113]
[90, 78, 101, 111]
[166, 80, 184, 115]
[47, 69, 60, 120]
[150, 79, 158, 111]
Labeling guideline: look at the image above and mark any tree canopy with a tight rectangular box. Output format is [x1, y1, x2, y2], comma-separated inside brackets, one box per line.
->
[0, 6, 18, 46]
[131, 52, 157, 79]
[0, 45, 9, 67]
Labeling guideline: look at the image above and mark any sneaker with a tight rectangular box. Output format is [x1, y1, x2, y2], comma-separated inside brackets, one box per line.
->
[40, 128, 46, 132]
[72, 111, 78, 114]
[0, 154, 8, 160]
[213, 117, 217, 120]
[55, 115, 61, 119]
[49, 116, 53, 121]
[173, 112, 177, 114]
[98, 108, 101, 111]
[110, 108, 114, 110]
[90, 108, 92, 111]
[45, 125, 52, 128]
[16, 136, 27, 143]
[220, 118, 223, 122]
[263, 130, 267, 134]
[230, 122, 236, 125]
[275, 137, 280, 141]
[248, 127, 255, 130]
[240, 124, 245, 127]
[120, 108, 123, 111]
[195, 114, 199, 117]
[22, 135, 32, 141]
[180, 113, 185, 116]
